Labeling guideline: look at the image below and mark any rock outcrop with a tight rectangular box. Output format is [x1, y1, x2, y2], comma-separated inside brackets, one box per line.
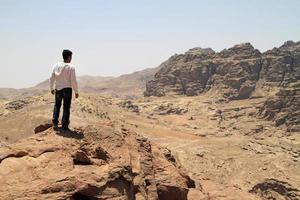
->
[153, 103, 188, 115]
[257, 41, 300, 131]
[145, 41, 300, 100]
[259, 81, 300, 132]
[145, 47, 217, 97]
[249, 179, 300, 200]
[118, 100, 140, 113]
[0, 124, 198, 200]
[145, 43, 262, 99]
[260, 41, 300, 88]
[5, 98, 31, 111]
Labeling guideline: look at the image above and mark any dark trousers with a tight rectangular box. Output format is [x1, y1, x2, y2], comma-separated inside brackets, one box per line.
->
[52, 88, 72, 127]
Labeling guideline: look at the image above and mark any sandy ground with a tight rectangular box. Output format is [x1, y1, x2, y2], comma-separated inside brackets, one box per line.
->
[0, 93, 299, 199]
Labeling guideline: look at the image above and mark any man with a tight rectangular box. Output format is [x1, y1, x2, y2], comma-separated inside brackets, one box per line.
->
[50, 49, 79, 131]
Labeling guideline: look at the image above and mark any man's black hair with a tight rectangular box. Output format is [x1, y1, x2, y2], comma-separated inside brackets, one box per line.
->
[62, 49, 72, 60]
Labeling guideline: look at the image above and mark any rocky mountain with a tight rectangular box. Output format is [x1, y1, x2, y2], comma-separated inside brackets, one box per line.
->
[145, 41, 300, 99]
[145, 41, 300, 131]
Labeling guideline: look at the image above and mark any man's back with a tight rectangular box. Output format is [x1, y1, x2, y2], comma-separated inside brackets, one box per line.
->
[50, 62, 78, 94]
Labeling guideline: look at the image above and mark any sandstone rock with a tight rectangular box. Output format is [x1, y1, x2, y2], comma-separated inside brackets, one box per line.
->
[34, 123, 52, 134]
[145, 41, 300, 102]
[157, 185, 189, 200]
[287, 125, 300, 132]
[153, 103, 188, 115]
[260, 41, 300, 88]
[162, 148, 176, 164]
[259, 81, 300, 131]
[119, 100, 140, 113]
[0, 125, 196, 199]
[73, 150, 92, 165]
[4, 99, 30, 111]
[145, 43, 262, 99]
[95, 145, 110, 161]
[249, 178, 300, 200]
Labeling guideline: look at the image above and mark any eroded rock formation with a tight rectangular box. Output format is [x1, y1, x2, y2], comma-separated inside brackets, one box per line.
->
[249, 179, 300, 200]
[145, 41, 300, 100]
[0, 125, 198, 200]
[259, 81, 300, 132]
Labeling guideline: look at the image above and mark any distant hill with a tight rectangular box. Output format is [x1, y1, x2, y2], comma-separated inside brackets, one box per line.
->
[34, 67, 160, 98]
[34, 67, 159, 97]
[0, 88, 45, 100]
[0, 66, 160, 99]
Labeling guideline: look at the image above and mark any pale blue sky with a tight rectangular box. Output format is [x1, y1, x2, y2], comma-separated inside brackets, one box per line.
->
[1, 0, 300, 88]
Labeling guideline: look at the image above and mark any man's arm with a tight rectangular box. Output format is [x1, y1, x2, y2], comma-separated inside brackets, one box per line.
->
[71, 67, 79, 98]
[49, 69, 55, 95]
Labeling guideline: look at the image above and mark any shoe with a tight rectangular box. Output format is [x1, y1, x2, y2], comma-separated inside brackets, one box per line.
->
[62, 126, 70, 131]
[53, 123, 59, 131]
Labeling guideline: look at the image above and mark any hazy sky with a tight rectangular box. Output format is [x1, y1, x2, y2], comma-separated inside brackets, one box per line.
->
[1, 0, 300, 88]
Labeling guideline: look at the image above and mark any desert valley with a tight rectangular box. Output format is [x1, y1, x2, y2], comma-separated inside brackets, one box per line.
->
[0, 41, 299, 200]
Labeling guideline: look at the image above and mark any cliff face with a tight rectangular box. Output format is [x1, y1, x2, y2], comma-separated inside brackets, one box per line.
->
[145, 41, 300, 100]
[260, 41, 300, 87]
[259, 82, 300, 132]
[256, 41, 300, 131]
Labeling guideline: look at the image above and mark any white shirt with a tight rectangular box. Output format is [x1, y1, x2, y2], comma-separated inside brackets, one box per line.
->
[49, 62, 78, 94]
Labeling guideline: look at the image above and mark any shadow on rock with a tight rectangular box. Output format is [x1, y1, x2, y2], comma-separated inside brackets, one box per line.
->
[56, 128, 84, 139]
[34, 123, 53, 134]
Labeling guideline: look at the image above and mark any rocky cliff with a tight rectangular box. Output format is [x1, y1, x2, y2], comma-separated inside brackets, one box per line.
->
[0, 124, 199, 200]
[259, 81, 300, 132]
[145, 41, 300, 100]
